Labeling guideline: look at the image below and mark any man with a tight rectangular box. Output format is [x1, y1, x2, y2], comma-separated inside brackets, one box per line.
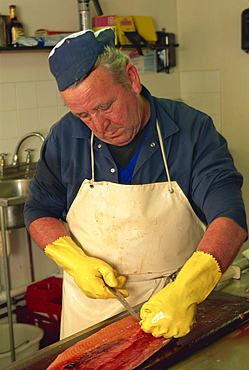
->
[24, 28, 247, 340]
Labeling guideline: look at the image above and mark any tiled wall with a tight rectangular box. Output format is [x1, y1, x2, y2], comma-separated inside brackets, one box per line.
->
[0, 53, 69, 164]
[0, 52, 68, 297]
[180, 71, 221, 132]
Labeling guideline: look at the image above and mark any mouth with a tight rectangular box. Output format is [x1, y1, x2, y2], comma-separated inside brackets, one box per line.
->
[95, 128, 133, 146]
[102, 128, 122, 138]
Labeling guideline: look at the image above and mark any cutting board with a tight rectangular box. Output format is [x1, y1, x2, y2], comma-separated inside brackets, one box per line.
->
[136, 291, 249, 369]
[10, 291, 249, 370]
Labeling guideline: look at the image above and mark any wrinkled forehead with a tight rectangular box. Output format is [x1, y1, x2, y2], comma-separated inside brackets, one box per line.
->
[60, 66, 120, 111]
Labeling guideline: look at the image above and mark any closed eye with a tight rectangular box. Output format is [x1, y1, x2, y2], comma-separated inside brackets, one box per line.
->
[74, 100, 115, 120]
[75, 112, 90, 119]
[94, 100, 115, 112]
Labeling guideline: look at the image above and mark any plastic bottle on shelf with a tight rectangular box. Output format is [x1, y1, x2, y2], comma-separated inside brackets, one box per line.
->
[6, 5, 24, 46]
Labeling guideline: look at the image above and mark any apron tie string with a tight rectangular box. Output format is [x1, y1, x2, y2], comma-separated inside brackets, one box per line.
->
[126, 268, 180, 283]
[90, 132, 95, 186]
[156, 120, 174, 193]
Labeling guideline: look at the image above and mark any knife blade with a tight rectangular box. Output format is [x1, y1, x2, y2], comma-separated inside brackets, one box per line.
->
[108, 286, 140, 321]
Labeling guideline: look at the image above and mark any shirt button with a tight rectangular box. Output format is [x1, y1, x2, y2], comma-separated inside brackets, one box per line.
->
[97, 144, 102, 149]
[150, 142, 156, 147]
[110, 168, 116, 173]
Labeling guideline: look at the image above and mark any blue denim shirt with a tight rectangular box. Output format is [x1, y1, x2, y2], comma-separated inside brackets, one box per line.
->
[24, 86, 247, 232]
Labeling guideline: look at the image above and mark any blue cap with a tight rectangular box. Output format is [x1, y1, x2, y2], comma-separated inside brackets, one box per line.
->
[49, 28, 115, 91]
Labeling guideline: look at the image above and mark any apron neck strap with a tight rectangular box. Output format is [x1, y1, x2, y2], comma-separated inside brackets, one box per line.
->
[156, 120, 174, 193]
[90, 121, 173, 193]
[90, 132, 95, 183]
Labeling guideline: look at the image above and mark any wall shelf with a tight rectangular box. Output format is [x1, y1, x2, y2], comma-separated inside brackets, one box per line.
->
[0, 43, 179, 52]
[0, 46, 52, 52]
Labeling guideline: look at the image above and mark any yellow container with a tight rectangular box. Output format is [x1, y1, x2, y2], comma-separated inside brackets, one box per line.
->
[132, 16, 157, 42]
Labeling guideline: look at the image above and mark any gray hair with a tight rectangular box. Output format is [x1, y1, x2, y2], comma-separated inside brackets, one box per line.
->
[70, 47, 132, 89]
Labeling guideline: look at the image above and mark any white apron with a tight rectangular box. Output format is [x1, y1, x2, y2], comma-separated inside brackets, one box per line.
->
[61, 121, 206, 339]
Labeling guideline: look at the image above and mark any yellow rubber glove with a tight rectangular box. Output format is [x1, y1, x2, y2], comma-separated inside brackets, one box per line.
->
[140, 251, 222, 338]
[44, 236, 128, 299]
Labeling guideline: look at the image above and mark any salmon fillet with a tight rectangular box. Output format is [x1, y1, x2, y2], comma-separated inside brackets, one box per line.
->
[47, 315, 170, 370]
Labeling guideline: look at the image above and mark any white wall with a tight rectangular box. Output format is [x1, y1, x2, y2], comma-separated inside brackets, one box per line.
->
[0, 0, 248, 294]
[177, 0, 249, 252]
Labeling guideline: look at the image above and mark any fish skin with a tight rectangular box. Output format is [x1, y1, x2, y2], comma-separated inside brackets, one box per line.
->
[47, 315, 169, 370]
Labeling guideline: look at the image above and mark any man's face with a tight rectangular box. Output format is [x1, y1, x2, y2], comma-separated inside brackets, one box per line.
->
[61, 65, 149, 146]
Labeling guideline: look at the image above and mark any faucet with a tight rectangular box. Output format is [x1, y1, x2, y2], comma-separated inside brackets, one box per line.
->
[12, 132, 45, 167]
[25, 148, 34, 173]
[0, 153, 8, 177]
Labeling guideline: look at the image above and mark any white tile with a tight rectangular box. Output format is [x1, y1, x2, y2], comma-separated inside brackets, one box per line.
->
[58, 105, 70, 118]
[180, 71, 221, 94]
[0, 53, 51, 84]
[0, 111, 19, 140]
[18, 109, 39, 136]
[0, 138, 17, 165]
[141, 72, 181, 99]
[38, 106, 59, 134]
[37, 81, 58, 107]
[16, 82, 38, 110]
[181, 93, 221, 116]
[0, 84, 17, 112]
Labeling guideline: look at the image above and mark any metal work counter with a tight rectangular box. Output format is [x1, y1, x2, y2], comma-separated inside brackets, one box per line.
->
[4, 268, 249, 370]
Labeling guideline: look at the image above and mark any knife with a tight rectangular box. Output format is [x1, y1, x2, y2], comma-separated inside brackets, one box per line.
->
[108, 286, 140, 321]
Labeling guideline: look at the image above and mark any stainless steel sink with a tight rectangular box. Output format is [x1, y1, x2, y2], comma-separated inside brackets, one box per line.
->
[0, 178, 31, 229]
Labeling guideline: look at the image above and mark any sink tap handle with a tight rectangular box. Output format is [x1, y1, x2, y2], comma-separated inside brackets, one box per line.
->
[25, 148, 34, 163]
[0, 153, 8, 163]
[25, 149, 34, 173]
[0, 153, 8, 177]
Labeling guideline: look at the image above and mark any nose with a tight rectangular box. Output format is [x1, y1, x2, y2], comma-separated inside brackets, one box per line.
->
[89, 112, 110, 133]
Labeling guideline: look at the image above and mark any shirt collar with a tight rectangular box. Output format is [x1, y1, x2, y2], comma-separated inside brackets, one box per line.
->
[141, 85, 179, 140]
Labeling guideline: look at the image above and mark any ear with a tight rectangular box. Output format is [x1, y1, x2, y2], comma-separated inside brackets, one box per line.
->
[126, 64, 142, 94]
